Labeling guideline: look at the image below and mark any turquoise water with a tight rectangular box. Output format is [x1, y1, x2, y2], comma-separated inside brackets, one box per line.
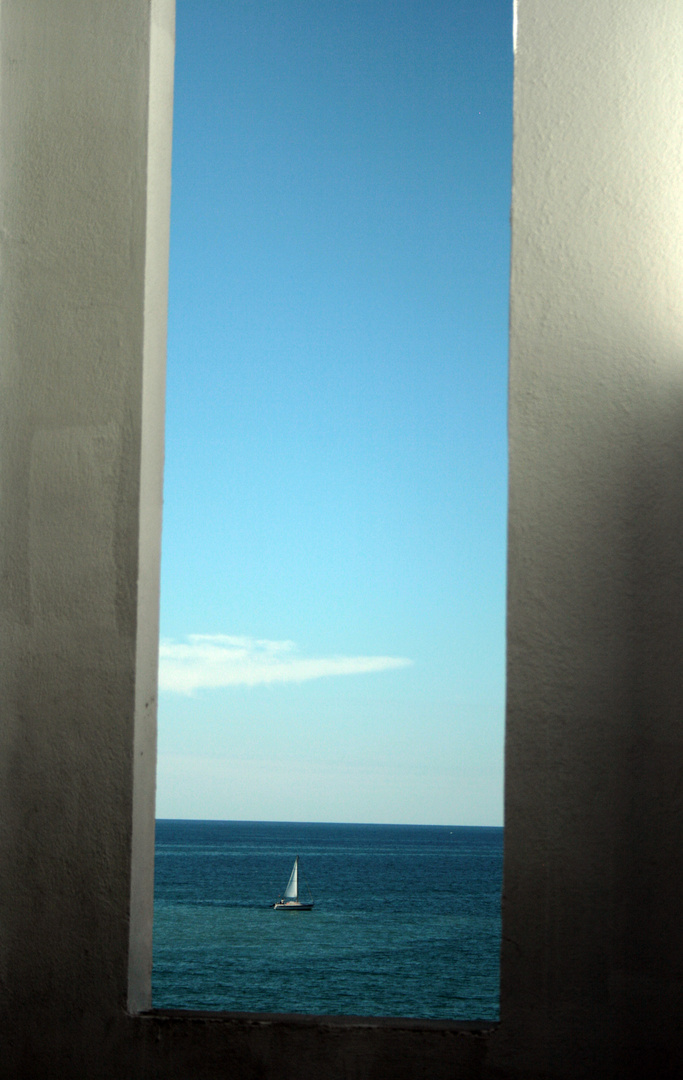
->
[153, 820, 502, 1019]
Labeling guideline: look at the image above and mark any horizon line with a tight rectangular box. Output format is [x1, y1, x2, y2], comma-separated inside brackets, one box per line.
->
[155, 816, 504, 829]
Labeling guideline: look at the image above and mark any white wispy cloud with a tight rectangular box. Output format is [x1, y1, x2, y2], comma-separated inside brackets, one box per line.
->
[158, 634, 412, 694]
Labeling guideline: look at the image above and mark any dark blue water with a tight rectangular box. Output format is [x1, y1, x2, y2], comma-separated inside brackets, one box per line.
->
[153, 820, 502, 1020]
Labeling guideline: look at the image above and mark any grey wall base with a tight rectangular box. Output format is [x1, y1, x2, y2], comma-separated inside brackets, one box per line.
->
[4, 1013, 492, 1080]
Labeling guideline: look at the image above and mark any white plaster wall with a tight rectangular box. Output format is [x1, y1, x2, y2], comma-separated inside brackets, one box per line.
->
[0, 0, 174, 1047]
[129, 0, 175, 1015]
[492, 2, 683, 1077]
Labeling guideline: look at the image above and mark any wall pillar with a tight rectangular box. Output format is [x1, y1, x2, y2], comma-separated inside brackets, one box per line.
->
[0, 0, 174, 1063]
[491, 2, 683, 1077]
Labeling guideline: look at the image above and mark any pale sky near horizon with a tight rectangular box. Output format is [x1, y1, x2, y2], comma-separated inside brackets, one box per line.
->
[155, 0, 512, 827]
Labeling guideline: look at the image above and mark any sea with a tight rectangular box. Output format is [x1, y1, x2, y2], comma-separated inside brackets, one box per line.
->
[152, 819, 503, 1020]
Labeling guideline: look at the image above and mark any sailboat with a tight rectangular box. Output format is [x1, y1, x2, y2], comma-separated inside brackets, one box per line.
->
[273, 855, 314, 910]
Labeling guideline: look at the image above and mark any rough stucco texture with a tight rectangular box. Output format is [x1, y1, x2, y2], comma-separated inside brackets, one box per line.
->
[0, 0, 169, 1039]
[492, 2, 683, 1078]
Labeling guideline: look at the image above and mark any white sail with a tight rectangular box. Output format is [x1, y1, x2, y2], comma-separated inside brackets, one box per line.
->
[283, 857, 298, 899]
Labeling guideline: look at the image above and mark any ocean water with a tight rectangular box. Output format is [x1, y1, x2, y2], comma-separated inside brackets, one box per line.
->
[153, 820, 503, 1020]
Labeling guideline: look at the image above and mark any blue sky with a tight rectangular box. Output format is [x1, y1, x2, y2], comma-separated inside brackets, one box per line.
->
[156, 0, 512, 826]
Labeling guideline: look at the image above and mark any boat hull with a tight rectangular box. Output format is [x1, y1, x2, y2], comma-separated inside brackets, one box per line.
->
[273, 901, 314, 911]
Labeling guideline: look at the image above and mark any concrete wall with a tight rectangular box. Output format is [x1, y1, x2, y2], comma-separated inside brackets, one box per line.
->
[492, 2, 683, 1077]
[1, 1, 683, 1078]
[0, 0, 173, 1063]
